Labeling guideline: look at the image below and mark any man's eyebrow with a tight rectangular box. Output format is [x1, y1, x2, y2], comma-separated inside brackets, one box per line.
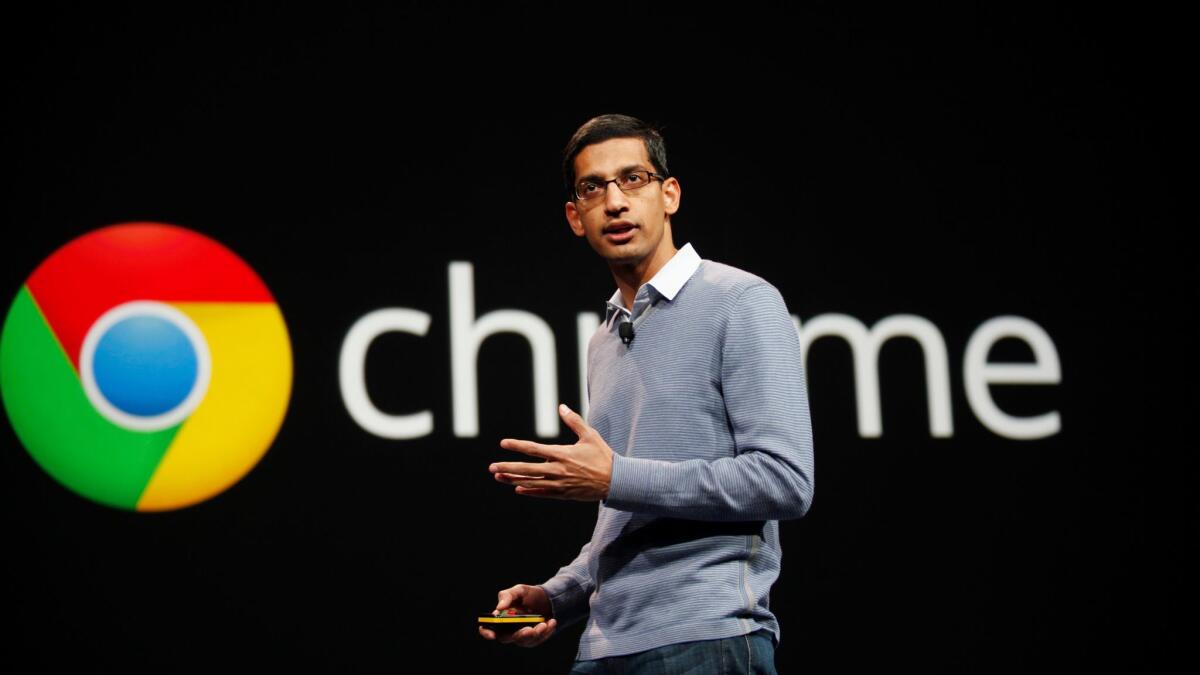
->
[577, 164, 650, 183]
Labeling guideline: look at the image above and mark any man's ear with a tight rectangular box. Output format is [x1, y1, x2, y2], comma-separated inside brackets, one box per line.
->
[662, 177, 681, 216]
[565, 200, 586, 237]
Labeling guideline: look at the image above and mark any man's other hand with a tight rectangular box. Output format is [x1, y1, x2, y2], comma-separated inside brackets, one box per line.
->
[478, 583, 558, 647]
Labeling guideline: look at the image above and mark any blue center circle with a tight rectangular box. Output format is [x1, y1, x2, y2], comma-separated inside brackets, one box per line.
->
[92, 315, 199, 417]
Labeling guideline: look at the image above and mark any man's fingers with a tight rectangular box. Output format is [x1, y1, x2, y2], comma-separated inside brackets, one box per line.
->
[499, 438, 559, 459]
[558, 403, 592, 440]
[496, 588, 516, 611]
[514, 485, 556, 497]
[499, 473, 562, 488]
[484, 618, 557, 647]
[536, 619, 557, 637]
[493, 472, 544, 485]
[496, 473, 564, 495]
[514, 624, 547, 647]
[490, 461, 561, 478]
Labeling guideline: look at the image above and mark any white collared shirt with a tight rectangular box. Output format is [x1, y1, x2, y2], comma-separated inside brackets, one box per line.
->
[604, 242, 702, 329]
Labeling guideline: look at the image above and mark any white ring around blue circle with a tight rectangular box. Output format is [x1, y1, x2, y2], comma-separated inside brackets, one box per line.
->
[79, 300, 213, 432]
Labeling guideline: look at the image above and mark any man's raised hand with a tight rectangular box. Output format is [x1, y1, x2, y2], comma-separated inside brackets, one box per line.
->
[490, 404, 614, 501]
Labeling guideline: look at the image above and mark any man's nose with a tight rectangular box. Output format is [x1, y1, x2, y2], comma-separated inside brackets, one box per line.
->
[604, 182, 629, 213]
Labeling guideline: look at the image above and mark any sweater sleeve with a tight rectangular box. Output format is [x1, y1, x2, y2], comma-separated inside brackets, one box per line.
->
[537, 539, 594, 631]
[602, 282, 815, 521]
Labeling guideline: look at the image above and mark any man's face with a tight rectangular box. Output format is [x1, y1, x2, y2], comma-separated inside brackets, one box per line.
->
[565, 137, 681, 266]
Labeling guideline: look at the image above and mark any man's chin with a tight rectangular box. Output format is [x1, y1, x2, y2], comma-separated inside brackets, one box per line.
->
[600, 245, 645, 265]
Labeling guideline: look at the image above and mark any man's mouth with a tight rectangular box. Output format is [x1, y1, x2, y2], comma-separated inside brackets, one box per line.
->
[604, 222, 637, 242]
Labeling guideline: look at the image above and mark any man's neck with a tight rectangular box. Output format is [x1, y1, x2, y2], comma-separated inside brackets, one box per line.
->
[610, 242, 678, 311]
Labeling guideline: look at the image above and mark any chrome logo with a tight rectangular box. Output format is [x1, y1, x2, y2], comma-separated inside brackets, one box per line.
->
[0, 223, 292, 511]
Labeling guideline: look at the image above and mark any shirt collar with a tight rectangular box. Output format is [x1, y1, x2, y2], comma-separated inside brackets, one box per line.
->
[604, 242, 702, 324]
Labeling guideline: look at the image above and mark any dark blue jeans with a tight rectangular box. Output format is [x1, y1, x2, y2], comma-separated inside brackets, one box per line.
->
[568, 629, 776, 674]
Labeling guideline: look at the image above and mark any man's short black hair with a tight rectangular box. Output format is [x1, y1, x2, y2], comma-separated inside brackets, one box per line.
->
[562, 114, 669, 201]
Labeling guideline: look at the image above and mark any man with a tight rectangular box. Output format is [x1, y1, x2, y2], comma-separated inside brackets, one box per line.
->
[479, 114, 814, 673]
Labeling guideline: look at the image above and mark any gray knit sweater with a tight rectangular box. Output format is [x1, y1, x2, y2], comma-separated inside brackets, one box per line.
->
[540, 245, 815, 661]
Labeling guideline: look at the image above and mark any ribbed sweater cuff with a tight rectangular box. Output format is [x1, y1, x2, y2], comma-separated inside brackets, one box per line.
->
[538, 577, 590, 630]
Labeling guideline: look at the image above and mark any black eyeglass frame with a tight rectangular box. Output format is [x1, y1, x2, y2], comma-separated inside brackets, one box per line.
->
[573, 170, 666, 202]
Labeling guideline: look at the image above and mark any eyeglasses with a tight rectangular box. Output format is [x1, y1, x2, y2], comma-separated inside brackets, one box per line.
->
[574, 169, 665, 202]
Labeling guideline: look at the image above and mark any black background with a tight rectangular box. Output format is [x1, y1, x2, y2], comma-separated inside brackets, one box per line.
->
[1, 5, 1188, 673]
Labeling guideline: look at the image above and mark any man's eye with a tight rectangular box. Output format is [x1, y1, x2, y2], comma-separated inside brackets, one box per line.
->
[580, 183, 600, 194]
[621, 172, 646, 185]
